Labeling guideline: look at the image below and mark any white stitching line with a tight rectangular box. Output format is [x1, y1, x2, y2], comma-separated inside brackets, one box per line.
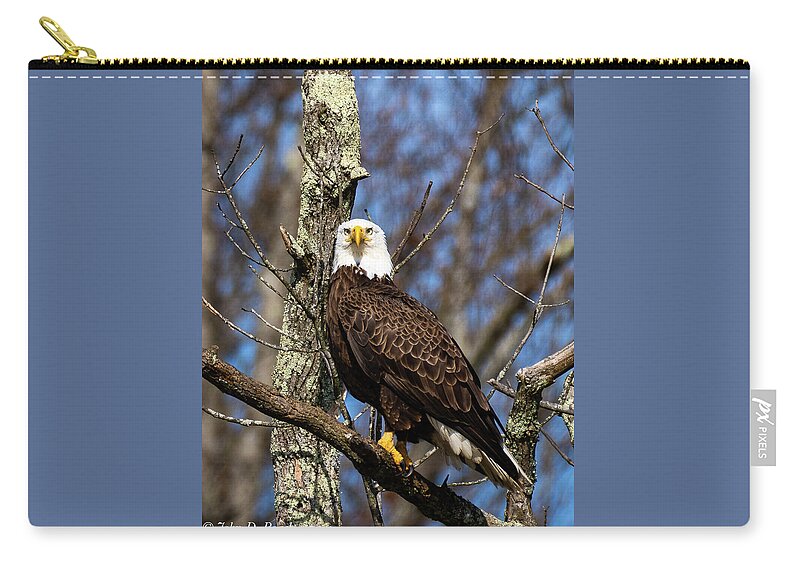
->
[29, 74, 750, 80]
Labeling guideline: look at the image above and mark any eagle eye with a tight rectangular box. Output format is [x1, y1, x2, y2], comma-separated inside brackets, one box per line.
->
[366, 227, 373, 235]
[343, 228, 350, 235]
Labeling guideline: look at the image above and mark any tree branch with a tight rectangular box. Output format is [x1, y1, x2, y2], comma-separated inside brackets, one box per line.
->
[514, 173, 574, 210]
[201, 346, 511, 526]
[471, 239, 573, 367]
[392, 180, 433, 263]
[540, 427, 574, 467]
[515, 340, 575, 391]
[202, 406, 281, 428]
[530, 99, 574, 171]
[392, 114, 503, 276]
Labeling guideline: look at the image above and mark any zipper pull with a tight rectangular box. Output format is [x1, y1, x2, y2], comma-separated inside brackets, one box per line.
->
[39, 16, 98, 65]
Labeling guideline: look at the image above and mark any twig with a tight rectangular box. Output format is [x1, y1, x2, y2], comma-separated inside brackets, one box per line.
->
[539, 400, 574, 416]
[214, 149, 272, 266]
[362, 478, 384, 526]
[202, 297, 315, 353]
[487, 379, 516, 398]
[211, 143, 319, 325]
[220, 134, 244, 178]
[530, 99, 574, 171]
[224, 226, 263, 267]
[393, 115, 503, 275]
[540, 427, 574, 467]
[247, 265, 288, 302]
[514, 173, 574, 210]
[449, 477, 489, 487]
[492, 274, 537, 306]
[228, 144, 265, 190]
[353, 404, 372, 423]
[540, 300, 572, 308]
[202, 406, 280, 428]
[369, 406, 380, 441]
[413, 446, 439, 469]
[391, 180, 433, 263]
[493, 195, 566, 387]
[243, 307, 307, 345]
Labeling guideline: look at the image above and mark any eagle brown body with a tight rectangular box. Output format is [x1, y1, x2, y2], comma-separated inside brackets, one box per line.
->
[326, 257, 528, 491]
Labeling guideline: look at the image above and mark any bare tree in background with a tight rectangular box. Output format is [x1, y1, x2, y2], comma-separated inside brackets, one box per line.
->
[202, 69, 574, 526]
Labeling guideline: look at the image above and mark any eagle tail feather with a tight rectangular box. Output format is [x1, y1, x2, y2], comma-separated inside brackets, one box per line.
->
[427, 416, 531, 493]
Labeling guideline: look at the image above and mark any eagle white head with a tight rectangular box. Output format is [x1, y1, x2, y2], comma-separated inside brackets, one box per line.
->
[332, 218, 393, 279]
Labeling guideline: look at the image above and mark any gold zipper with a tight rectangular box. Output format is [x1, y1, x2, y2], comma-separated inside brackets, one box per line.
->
[35, 16, 748, 70]
[39, 17, 98, 65]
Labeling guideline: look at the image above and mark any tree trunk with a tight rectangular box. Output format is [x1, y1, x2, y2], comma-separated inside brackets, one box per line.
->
[504, 340, 574, 524]
[270, 70, 368, 526]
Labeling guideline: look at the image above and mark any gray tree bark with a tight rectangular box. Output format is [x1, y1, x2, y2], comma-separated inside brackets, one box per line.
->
[270, 70, 368, 526]
[504, 340, 574, 524]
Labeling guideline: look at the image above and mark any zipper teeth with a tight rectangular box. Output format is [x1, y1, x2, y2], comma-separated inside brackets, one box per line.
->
[31, 57, 749, 69]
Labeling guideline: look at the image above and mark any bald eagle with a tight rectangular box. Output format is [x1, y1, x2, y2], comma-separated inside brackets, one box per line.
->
[326, 219, 529, 492]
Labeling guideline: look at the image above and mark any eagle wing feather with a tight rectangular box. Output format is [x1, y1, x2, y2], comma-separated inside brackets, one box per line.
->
[337, 279, 513, 473]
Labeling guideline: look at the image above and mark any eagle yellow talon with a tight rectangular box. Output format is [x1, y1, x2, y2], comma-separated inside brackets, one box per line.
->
[378, 431, 409, 471]
[396, 440, 414, 477]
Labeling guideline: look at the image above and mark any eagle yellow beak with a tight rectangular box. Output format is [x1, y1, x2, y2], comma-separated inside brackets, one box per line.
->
[352, 225, 365, 248]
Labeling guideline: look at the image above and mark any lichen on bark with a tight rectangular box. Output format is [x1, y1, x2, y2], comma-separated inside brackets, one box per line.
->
[270, 70, 368, 526]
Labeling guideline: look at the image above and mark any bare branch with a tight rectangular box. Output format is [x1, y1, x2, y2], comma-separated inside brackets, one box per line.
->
[202, 347, 511, 526]
[229, 144, 265, 190]
[502, 196, 571, 525]
[210, 142, 321, 327]
[247, 265, 288, 302]
[540, 428, 574, 467]
[449, 477, 489, 487]
[516, 340, 575, 390]
[539, 400, 574, 416]
[514, 173, 574, 210]
[413, 446, 439, 469]
[391, 180, 433, 263]
[540, 300, 572, 308]
[362, 478, 384, 526]
[203, 406, 280, 428]
[492, 194, 566, 389]
[492, 273, 537, 306]
[487, 378, 516, 398]
[530, 99, 574, 171]
[243, 307, 307, 345]
[535, 194, 568, 308]
[225, 226, 264, 267]
[220, 134, 244, 178]
[393, 115, 504, 275]
[202, 297, 315, 353]
[472, 241, 573, 366]
[353, 404, 371, 423]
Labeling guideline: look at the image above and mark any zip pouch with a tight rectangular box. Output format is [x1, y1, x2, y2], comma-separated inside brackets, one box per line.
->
[29, 17, 750, 527]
